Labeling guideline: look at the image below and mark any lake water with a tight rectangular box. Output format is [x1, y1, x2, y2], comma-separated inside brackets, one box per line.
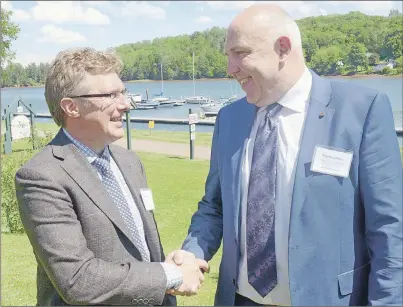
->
[1, 76, 402, 146]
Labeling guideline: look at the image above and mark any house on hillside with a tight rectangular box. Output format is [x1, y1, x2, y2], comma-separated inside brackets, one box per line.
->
[373, 62, 394, 72]
[387, 58, 397, 66]
[336, 60, 344, 67]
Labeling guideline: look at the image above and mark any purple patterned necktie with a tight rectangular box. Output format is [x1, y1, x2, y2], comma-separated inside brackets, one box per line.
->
[246, 102, 282, 297]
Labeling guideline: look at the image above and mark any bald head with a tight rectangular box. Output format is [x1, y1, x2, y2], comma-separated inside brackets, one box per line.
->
[231, 3, 290, 27]
[224, 3, 306, 106]
[228, 4, 303, 58]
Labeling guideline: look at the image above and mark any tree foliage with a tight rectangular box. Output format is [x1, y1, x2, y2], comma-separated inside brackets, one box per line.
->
[1, 8, 20, 86]
[2, 10, 402, 87]
[115, 11, 402, 80]
[1, 8, 20, 66]
[1, 62, 50, 87]
[300, 11, 402, 75]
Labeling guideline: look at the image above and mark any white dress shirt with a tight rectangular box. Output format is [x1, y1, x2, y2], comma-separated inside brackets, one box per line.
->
[236, 67, 312, 305]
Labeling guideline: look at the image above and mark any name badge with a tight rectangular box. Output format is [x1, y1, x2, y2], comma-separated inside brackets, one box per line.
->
[140, 188, 155, 211]
[311, 145, 353, 178]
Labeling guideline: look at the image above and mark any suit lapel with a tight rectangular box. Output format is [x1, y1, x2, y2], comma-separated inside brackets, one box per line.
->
[52, 130, 153, 260]
[110, 147, 162, 262]
[290, 71, 335, 218]
[231, 99, 257, 240]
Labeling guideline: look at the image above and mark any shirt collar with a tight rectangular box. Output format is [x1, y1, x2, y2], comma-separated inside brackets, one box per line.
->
[258, 66, 312, 113]
[62, 128, 108, 163]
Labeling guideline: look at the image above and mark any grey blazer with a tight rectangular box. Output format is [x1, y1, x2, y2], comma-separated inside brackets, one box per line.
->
[15, 129, 176, 306]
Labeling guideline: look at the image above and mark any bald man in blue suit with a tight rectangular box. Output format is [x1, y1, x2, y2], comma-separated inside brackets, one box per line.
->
[168, 4, 402, 306]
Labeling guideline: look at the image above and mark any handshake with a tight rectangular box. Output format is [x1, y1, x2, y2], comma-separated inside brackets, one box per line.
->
[164, 250, 209, 296]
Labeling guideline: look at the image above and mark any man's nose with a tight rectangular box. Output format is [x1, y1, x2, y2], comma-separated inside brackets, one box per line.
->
[117, 96, 130, 111]
[227, 57, 239, 76]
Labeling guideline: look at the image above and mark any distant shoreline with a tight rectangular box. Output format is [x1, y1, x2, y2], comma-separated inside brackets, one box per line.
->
[2, 73, 402, 89]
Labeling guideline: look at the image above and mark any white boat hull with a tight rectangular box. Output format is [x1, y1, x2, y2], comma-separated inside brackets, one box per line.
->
[185, 96, 210, 104]
[128, 93, 142, 103]
[132, 100, 160, 110]
[201, 103, 223, 113]
[153, 96, 170, 102]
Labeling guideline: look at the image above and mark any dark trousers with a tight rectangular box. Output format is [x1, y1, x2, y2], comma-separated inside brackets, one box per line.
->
[235, 293, 277, 306]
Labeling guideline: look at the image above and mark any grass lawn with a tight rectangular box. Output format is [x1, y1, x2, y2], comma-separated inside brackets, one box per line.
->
[1, 151, 222, 306]
[1, 234, 38, 306]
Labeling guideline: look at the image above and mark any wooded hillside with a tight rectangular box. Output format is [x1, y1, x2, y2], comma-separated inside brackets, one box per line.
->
[2, 10, 402, 87]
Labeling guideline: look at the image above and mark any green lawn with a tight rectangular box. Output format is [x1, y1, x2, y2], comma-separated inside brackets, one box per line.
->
[1, 234, 37, 306]
[1, 151, 222, 306]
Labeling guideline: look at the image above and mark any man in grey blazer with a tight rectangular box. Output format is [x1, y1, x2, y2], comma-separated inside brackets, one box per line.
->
[15, 47, 207, 306]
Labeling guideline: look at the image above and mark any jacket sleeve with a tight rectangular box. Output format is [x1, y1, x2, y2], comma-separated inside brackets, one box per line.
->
[359, 92, 403, 306]
[181, 110, 224, 261]
[15, 166, 168, 306]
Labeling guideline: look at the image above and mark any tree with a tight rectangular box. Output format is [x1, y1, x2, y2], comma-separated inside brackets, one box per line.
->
[388, 9, 402, 17]
[368, 53, 380, 65]
[1, 8, 20, 88]
[394, 56, 403, 73]
[385, 29, 403, 59]
[310, 45, 346, 75]
[25, 63, 40, 85]
[347, 43, 369, 72]
[1, 8, 20, 68]
[8, 63, 26, 86]
[302, 36, 319, 63]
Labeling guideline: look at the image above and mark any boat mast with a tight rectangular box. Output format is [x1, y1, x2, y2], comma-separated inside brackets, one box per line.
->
[160, 62, 164, 97]
[192, 52, 195, 96]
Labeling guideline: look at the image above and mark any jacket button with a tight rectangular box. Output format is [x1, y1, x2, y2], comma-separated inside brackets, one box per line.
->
[232, 278, 236, 284]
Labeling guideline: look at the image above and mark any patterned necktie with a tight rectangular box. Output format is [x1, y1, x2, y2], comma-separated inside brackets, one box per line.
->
[92, 150, 150, 261]
[246, 102, 282, 297]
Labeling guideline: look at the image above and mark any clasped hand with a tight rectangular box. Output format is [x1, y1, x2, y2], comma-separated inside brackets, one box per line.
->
[164, 250, 209, 296]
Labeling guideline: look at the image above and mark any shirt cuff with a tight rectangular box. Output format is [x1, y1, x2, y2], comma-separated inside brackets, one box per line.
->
[160, 262, 183, 290]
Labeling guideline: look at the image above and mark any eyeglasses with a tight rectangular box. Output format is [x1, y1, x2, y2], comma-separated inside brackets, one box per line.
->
[70, 89, 128, 100]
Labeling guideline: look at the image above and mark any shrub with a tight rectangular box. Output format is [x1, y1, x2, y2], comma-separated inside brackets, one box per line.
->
[381, 66, 392, 74]
[364, 66, 373, 74]
[1, 150, 37, 233]
[395, 56, 403, 69]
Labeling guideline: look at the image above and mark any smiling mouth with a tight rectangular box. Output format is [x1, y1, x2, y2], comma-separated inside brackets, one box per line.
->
[110, 117, 122, 122]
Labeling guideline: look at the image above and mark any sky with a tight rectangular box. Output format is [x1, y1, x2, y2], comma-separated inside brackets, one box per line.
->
[2, 1, 402, 66]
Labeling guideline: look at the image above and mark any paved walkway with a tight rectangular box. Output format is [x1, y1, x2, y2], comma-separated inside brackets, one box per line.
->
[113, 138, 211, 160]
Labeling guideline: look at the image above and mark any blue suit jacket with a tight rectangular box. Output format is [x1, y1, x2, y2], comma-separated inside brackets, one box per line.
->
[182, 71, 402, 306]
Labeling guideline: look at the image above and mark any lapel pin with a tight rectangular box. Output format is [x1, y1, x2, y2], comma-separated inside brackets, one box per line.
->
[319, 112, 324, 119]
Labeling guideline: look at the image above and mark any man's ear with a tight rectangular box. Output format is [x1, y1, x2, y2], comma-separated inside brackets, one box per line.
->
[60, 98, 80, 118]
[277, 36, 292, 60]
